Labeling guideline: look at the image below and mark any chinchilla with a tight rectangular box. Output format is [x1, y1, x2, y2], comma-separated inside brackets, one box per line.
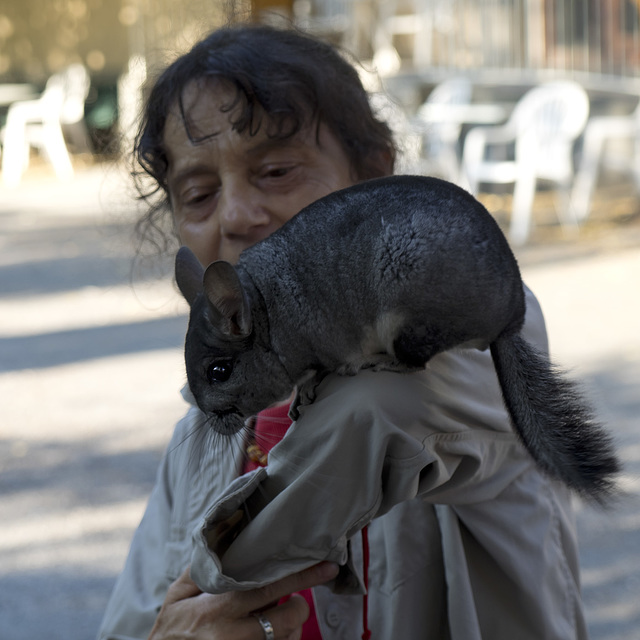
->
[175, 175, 620, 503]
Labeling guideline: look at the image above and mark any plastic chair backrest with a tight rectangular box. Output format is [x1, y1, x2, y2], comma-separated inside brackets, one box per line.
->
[417, 78, 472, 145]
[39, 64, 90, 124]
[425, 77, 472, 108]
[503, 81, 589, 180]
[509, 81, 589, 142]
[59, 64, 90, 123]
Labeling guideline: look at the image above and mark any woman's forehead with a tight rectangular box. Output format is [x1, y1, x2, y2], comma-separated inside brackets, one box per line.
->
[169, 79, 239, 141]
[163, 78, 326, 160]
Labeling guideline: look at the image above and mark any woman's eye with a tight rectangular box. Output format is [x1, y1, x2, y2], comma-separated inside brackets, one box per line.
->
[262, 165, 295, 180]
[185, 191, 213, 206]
[268, 167, 289, 177]
[181, 182, 220, 207]
[207, 360, 233, 384]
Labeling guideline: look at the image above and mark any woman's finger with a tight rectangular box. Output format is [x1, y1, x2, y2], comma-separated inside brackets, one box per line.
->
[252, 593, 309, 640]
[164, 566, 203, 604]
[235, 561, 339, 616]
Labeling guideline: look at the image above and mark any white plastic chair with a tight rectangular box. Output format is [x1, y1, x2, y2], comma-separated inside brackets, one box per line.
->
[569, 102, 640, 222]
[414, 78, 472, 183]
[462, 81, 590, 245]
[1, 64, 90, 186]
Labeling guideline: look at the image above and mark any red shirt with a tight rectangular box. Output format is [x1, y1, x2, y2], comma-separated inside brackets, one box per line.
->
[243, 404, 323, 640]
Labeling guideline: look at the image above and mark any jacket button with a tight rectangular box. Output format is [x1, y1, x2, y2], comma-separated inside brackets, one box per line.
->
[326, 606, 342, 628]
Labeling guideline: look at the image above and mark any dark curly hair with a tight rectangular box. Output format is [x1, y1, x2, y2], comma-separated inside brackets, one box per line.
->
[133, 23, 396, 252]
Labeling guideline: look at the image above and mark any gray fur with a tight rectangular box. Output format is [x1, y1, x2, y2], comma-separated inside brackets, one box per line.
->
[175, 175, 619, 503]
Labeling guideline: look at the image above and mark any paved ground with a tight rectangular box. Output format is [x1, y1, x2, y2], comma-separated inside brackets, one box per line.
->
[0, 163, 638, 639]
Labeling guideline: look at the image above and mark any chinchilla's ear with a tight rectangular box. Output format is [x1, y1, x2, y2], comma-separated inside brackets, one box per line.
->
[175, 246, 204, 307]
[203, 261, 252, 338]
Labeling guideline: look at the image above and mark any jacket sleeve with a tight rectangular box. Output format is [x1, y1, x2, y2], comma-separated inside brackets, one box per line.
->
[96, 419, 186, 640]
[190, 287, 550, 594]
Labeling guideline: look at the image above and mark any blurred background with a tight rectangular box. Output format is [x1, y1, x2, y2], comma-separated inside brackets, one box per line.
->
[0, 1, 639, 639]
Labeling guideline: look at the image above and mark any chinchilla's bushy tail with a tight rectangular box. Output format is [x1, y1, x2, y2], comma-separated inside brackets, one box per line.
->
[490, 332, 620, 504]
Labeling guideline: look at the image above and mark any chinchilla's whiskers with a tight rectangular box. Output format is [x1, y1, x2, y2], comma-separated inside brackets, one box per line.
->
[206, 419, 250, 462]
[165, 420, 207, 484]
[232, 420, 255, 466]
[188, 420, 217, 476]
[168, 422, 202, 456]
[250, 416, 290, 450]
[167, 415, 247, 481]
[171, 412, 334, 496]
[257, 415, 292, 424]
[250, 414, 292, 431]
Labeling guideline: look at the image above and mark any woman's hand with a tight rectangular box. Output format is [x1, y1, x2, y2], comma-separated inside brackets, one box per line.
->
[148, 561, 339, 640]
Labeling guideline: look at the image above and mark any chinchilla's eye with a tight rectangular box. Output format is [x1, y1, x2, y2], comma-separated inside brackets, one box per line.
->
[207, 360, 233, 383]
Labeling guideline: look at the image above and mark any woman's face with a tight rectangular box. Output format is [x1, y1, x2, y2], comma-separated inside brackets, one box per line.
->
[163, 80, 357, 266]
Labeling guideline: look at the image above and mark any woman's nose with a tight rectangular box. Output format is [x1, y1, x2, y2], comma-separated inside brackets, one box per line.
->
[217, 183, 270, 238]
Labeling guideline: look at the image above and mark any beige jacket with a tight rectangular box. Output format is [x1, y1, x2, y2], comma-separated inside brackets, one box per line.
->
[97, 287, 589, 640]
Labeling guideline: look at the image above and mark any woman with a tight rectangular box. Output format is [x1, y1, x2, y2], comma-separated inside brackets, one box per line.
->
[98, 24, 588, 640]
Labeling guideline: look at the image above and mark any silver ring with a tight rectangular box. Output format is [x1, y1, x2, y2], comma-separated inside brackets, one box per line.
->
[255, 613, 275, 640]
